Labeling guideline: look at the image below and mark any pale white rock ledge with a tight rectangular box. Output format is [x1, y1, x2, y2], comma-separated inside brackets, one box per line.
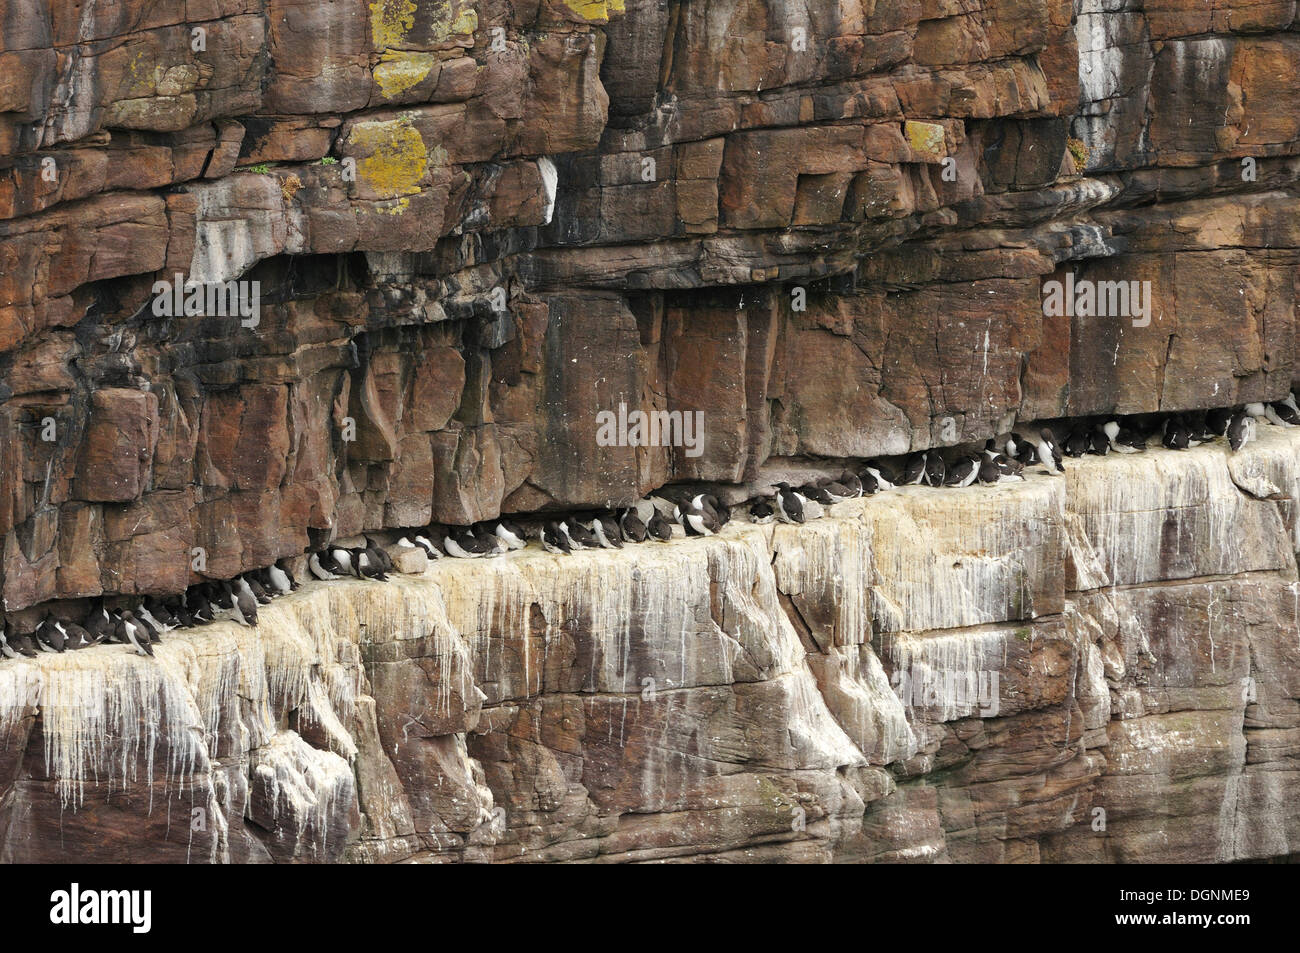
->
[0, 429, 1298, 862]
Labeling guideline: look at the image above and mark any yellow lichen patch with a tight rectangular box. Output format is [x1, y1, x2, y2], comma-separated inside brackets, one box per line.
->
[561, 0, 619, 20]
[373, 50, 437, 99]
[369, 0, 417, 49]
[904, 120, 947, 161]
[346, 118, 429, 200]
[452, 6, 479, 35]
[427, 1, 478, 42]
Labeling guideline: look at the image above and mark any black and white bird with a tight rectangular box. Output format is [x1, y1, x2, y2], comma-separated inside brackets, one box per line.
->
[585, 514, 624, 549]
[1034, 428, 1064, 474]
[860, 463, 894, 492]
[772, 483, 806, 524]
[1062, 428, 1090, 458]
[541, 521, 572, 555]
[1206, 407, 1234, 437]
[678, 495, 721, 537]
[444, 528, 488, 559]
[34, 617, 66, 653]
[619, 509, 648, 542]
[1, 624, 23, 659]
[59, 618, 97, 650]
[561, 520, 599, 550]
[923, 453, 946, 487]
[491, 519, 528, 551]
[1228, 408, 1255, 451]
[117, 610, 154, 657]
[1003, 435, 1037, 466]
[309, 550, 343, 580]
[900, 453, 928, 486]
[1161, 417, 1190, 450]
[267, 561, 296, 594]
[328, 546, 356, 576]
[364, 537, 394, 573]
[1101, 420, 1145, 454]
[796, 483, 831, 506]
[235, 575, 269, 608]
[355, 544, 389, 578]
[943, 454, 980, 487]
[221, 581, 259, 627]
[646, 510, 674, 542]
[837, 471, 864, 498]
[749, 500, 776, 524]
[1270, 393, 1300, 426]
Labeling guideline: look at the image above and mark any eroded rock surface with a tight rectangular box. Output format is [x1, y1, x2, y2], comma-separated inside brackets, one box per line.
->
[1, 435, 1297, 862]
[2, 0, 1299, 861]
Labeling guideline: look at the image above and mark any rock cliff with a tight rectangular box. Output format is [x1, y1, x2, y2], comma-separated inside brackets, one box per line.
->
[1, 0, 1299, 862]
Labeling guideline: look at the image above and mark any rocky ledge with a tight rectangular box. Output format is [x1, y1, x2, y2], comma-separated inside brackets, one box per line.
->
[2, 429, 1297, 863]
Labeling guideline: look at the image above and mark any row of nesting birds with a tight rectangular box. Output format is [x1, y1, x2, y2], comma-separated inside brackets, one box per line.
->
[0, 567, 299, 659]
[3, 397, 1293, 661]
[880, 397, 1295, 489]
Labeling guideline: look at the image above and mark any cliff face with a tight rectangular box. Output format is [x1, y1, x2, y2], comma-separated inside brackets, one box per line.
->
[1, 0, 1299, 861]
[3, 432, 1299, 862]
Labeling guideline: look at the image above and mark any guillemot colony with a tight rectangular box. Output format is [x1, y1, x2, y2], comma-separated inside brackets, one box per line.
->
[0, 395, 1292, 660]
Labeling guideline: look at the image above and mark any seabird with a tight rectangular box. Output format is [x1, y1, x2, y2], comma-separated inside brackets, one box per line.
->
[1003, 435, 1037, 465]
[329, 546, 356, 576]
[837, 471, 864, 498]
[646, 510, 674, 541]
[309, 551, 342, 580]
[1161, 417, 1189, 450]
[443, 529, 486, 559]
[619, 508, 648, 542]
[598, 514, 626, 548]
[363, 536, 394, 573]
[943, 454, 979, 487]
[541, 521, 572, 555]
[236, 575, 270, 607]
[1035, 428, 1064, 474]
[0, 624, 21, 659]
[1271, 393, 1300, 425]
[1062, 428, 1090, 457]
[117, 611, 154, 657]
[2, 624, 38, 658]
[84, 605, 115, 643]
[862, 462, 896, 490]
[679, 495, 721, 536]
[35, 618, 65, 653]
[224, 582, 259, 626]
[797, 483, 832, 506]
[143, 598, 176, 630]
[132, 610, 162, 644]
[492, 520, 528, 551]
[562, 520, 599, 550]
[56, 619, 96, 650]
[1228, 408, 1255, 451]
[1102, 420, 1145, 454]
[900, 453, 927, 486]
[267, 562, 295, 594]
[749, 500, 775, 524]
[1206, 407, 1234, 437]
[772, 483, 806, 524]
[923, 453, 947, 487]
[355, 545, 389, 579]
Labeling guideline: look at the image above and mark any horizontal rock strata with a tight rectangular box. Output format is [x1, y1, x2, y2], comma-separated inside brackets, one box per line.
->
[3, 433, 1298, 862]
